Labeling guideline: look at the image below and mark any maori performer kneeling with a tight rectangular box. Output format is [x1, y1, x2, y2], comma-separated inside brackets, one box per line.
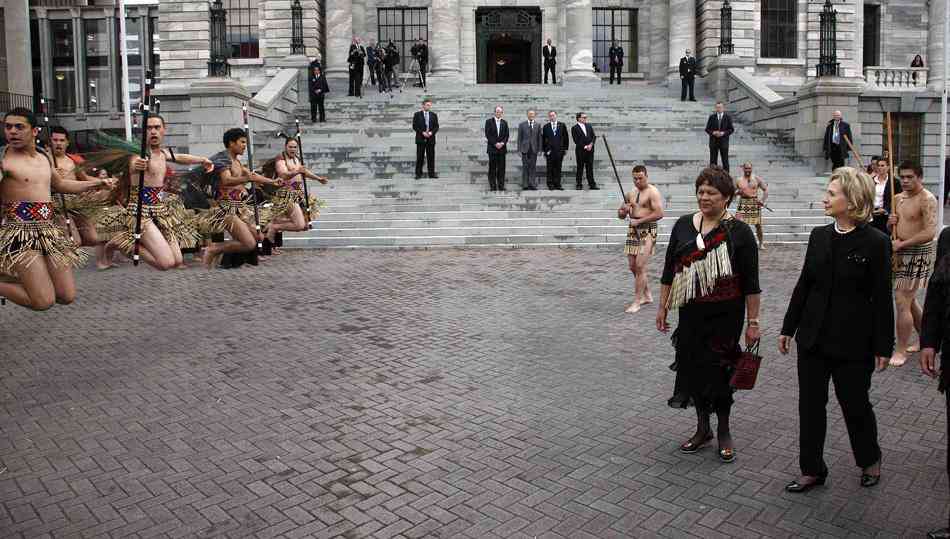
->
[657, 166, 761, 464]
[90, 116, 212, 270]
[198, 127, 278, 268]
[0, 107, 116, 310]
[261, 136, 327, 253]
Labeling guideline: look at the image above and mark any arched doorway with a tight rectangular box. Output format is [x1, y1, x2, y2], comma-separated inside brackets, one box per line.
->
[476, 8, 542, 84]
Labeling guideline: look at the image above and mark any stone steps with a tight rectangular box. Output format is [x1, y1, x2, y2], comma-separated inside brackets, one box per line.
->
[277, 86, 825, 248]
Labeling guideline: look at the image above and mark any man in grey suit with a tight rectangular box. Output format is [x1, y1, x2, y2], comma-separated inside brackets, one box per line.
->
[518, 110, 542, 190]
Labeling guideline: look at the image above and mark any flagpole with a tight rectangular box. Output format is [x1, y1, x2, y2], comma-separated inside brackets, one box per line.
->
[118, 0, 132, 140]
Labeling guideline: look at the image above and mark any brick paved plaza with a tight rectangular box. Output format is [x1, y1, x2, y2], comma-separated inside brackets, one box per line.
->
[1, 245, 948, 538]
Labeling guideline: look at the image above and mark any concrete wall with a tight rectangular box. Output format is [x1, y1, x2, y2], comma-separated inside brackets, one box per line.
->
[725, 68, 799, 131]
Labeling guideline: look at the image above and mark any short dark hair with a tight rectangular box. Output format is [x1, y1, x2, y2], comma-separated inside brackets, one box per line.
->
[50, 125, 69, 138]
[223, 127, 247, 147]
[422, 98, 432, 105]
[898, 160, 924, 178]
[632, 165, 648, 175]
[4, 107, 36, 128]
[876, 156, 889, 165]
[576, 112, 584, 121]
[695, 166, 736, 204]
[146, 114, 166, 127]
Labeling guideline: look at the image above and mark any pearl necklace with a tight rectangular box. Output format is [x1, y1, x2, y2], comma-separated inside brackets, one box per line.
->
[834, 221, 856, 234]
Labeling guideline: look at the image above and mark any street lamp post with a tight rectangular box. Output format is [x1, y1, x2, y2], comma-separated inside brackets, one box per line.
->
[817, 0, 839, 77]
[719, 0, 734, 55]
[291, 0, 305, 55]
[208, 0, 230, 77]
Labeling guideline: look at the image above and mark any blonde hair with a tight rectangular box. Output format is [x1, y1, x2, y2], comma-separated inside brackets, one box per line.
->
[829, 167, 875, 224]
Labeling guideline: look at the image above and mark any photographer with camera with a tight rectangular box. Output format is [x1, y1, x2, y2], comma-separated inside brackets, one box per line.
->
[410, 39, 428, 89]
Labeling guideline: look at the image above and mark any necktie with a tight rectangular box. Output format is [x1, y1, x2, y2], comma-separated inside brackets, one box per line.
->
[552, 123, 557, 135]
[425, 112, 429, 129]
[833, 122, 840, 144]
[529, 121, 533, 129]
[718, 113, 722, 127]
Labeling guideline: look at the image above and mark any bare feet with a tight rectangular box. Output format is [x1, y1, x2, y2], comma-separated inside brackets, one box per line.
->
[907, 343, 920, 353]
[889, 353, 908, 367]
[96, 262, 118, 271]
[643, 293, 653, 305]
[625, 301, 642, 314]
[201, 247, 220, 269]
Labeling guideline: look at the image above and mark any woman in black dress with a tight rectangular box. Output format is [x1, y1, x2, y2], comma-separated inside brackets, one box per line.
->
[780, 167, 892, 492]
[657, 166, 761, 463]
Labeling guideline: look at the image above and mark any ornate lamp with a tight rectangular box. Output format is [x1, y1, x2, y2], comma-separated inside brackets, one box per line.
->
[817, 0, 839, 77]
[719, 0, 734, 55]
[291, 0, 305, 55]
[208, 0, 231, 77]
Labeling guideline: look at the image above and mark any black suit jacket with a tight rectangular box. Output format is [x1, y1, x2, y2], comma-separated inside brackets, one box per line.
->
[679, 56, 697, 78]
[485, 118, 509, 155]
[412, 110, 439, 144]
[309, 75, 329, 99]
[542, 122, 569, 155]
[781, 224, 894, 360]
[705, 113, 735, 140]
[411, 43, 429, 64]
[348, 44, 366, 70]
[543, 45, 557, 65]
[609, 47, 624, 66]
[823, 120, 854, 156]
[571, 123, 596, 153]
[921, 227, 950, 354]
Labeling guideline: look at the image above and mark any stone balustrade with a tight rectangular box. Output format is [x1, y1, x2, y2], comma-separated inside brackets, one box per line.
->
[864, 67, 929, 90]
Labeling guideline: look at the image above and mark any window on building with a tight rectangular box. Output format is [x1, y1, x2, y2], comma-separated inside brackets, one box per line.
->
[886, 113, 923, 167]
[863, 4, 881, 67]
[378, 8, 429, 73]
[226, 0, 259, 58]
[51, 20, 77, 113]
[593, 8, 637, 73]
[761, 0, 797, 58]
[84, 19, 113, 113]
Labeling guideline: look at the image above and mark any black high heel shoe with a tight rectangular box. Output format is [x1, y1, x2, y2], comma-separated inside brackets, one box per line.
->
[860, 473, 881, 487]
[785, 475, 826, 493]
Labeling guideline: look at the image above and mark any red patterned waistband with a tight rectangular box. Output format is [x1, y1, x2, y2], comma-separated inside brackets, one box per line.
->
[693, 275, 742, 303]
[2, 201, 56, 222]
[131, 186, 165, 205]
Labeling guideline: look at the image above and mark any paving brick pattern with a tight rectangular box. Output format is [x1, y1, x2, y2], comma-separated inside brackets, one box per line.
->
[0, 245, 948, 538]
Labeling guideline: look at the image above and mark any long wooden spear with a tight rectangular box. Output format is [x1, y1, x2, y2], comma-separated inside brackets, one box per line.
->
[131, 70, 154, 266]
[242, 102, 263, 253]
[886, 112, 897, 240]
[602, 136, 627, 201]
[294, 118, 313, 228]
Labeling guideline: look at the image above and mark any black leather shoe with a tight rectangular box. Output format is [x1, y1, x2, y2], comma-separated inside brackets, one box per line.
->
[589, 185, 600, 190]
[576, 185, 583, 190]
[928, 527, 950, 539]
[860, 473, 880, 487]
[415, 174, 423, 179]
[429, 173, 439, 179]
[679, 434, 713, 454]
[785, 475, 826, 493]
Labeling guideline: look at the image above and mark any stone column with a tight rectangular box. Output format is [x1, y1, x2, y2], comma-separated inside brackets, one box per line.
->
[352, 0, 366, 42]
[324, 0, 353, 79]
[667, 0, 696, 82]
[4, 0, 33, 97]
[157, 0, 211, 88]
[928, 0, 947, 92]
[429, 0, 462, 82]
[563, 0, 598, 84]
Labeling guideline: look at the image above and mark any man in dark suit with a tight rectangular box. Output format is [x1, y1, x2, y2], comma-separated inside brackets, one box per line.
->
[485, 106, 510, 191]
[347, 37, 366, 97]
[571, 112, 599, 190]
[679, 49, 697, 101]
[410, 39, 429, 88]
[541, 110, 569, 190]
[543, 38, 557, 84]
[823, 110, 854, 170]
[705, 102, 735, 171]
[412, 99, 439, 179]
[518, 110, 542, 190]
[366, 40, 379, 86]
[609, 43, 624, 85]
[309, 66, 330, 123]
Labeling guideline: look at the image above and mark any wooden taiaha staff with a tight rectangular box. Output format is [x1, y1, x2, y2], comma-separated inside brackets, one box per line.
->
[242, 102, 263, 253]
[602, 136, 627, 201]
[886, 112, 897, 241]
[294, 118, 313, 228]
[131, 70, 154, 266]
[40, 98, 71, 231]
[842, 134, 864, 170]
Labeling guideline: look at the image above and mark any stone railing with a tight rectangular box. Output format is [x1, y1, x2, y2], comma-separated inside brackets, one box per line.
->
[724, 68, 799, 132]
[864, 67, 929, 90]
